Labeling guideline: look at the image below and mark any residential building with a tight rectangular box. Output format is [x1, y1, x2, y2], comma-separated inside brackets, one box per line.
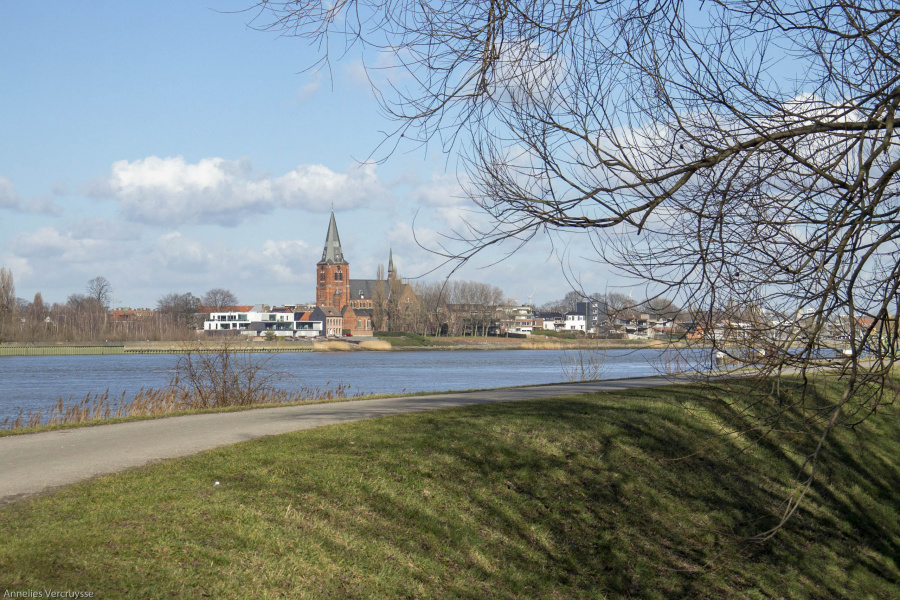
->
[564, 308, 587, 332]
[311, 306, 343, 337]
[496, 304, 535, 335]
[534, 311, 564, 331]
[204, 305, 323, 338]
[576, 300, 604, 333]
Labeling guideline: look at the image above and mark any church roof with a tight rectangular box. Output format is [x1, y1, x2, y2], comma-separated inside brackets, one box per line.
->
[318, 212, 348, 265]
[349, 279, 381, 301]
[349, 278, 415, 303]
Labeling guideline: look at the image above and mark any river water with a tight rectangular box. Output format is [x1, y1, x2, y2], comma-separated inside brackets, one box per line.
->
[0, 348, 696, 424]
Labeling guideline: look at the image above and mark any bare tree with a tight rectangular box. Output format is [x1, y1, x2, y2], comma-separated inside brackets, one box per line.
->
[373, 265, 386, 330]
[412, 280, 446, 335]
[157, 292, 201, 339]
[254, 0, 900, 536]
[386, 264, 407, 331]
[201, 288, 239, 311]
[86, 276, 112, 309]
[638, 297, 680, 320]
[23, 292, 49, 341]
[0, 267, 16, 341]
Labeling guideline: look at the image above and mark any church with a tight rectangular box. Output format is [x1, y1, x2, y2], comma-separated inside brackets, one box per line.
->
[314, 212, 418, 336]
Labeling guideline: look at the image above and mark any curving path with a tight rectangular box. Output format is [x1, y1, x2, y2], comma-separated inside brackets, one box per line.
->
[0, 376, 688, 505]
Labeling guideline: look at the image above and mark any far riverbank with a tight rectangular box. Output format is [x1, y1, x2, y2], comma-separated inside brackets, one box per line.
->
[0, 335, 685, 356]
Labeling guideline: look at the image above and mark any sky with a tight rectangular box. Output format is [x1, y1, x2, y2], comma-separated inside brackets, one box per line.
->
[0, 1, 621, 309]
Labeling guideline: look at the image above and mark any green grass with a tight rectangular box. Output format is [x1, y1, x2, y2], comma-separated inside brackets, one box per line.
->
[375, 331, 451, 347]
[1, 381, 898, 598]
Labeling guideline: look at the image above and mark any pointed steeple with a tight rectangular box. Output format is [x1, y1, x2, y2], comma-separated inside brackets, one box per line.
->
[387, 248, 395, 279]
[319, 212, 348, 265]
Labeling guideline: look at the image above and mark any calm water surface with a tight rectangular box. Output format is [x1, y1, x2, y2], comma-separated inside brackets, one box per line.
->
[0, 348, 691, 423]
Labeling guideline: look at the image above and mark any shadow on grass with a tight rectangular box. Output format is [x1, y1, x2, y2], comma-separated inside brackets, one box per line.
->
[1, 382, 897, 599]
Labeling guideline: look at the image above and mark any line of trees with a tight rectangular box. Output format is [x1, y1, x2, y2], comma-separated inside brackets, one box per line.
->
[412, 279, 505, 336]
[0, 269, 240, 343]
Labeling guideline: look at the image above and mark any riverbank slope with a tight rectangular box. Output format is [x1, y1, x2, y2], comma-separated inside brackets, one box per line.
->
[1, 378, 895, 598]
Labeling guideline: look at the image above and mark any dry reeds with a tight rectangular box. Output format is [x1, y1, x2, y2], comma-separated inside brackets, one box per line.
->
[0, 383, 357, 433]
[316, 341, 352, 352]
[358, 339, 392, 351]
[560, 346, 610, 382]
[1, 339, 358, 432]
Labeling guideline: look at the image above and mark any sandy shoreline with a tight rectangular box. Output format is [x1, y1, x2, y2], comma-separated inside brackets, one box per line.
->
[0, 336, 689, 356]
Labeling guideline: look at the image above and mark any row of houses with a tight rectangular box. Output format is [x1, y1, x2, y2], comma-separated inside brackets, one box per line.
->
[454, 302, 681, 339]
[202, 303, 380, 338]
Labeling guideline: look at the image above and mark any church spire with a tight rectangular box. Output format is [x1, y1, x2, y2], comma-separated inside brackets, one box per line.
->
[319, 211, 348, 265]
[387, 248, 395, 279]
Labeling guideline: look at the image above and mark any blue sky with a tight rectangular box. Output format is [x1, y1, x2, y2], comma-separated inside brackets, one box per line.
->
[0, 1, 617, 309]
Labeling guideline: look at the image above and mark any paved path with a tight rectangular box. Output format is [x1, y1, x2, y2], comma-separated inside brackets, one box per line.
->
[0, 376, 686, 504]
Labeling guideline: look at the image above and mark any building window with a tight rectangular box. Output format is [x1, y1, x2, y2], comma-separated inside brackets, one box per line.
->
[319, 268, 325, 282]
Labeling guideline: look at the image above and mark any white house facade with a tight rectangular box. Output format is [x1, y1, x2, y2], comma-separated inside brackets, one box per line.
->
[204, 307, 323, 338]
[564, 312, 587, 331]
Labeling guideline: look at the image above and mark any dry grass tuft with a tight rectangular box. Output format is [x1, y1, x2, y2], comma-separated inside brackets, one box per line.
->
[358, 339, 392, 351]
[316, 341, 353, 352]
[0, 383, 356, 433]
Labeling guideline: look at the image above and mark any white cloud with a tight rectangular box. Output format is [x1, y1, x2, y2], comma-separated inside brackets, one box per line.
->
[410, 172, 468, 207]
[88, 156, 386, 227]
[0, 177, 19, 209]
[68, 218, 141, 242]
[261, 239, 314, 283]
[3, 224, 137, 302]
[152, 232, 214, 271]
[0, 177, 61, 215]
[344, 59, 372, 89]
[150, 232, 317, 286]
[296, 74, 322, 101]
[0, 253, 33, 280]
[13, 225, 127, 263]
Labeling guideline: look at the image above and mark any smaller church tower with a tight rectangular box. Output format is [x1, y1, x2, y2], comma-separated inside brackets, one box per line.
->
[316, 212, 350, 310]
[387, 248, 396, 281]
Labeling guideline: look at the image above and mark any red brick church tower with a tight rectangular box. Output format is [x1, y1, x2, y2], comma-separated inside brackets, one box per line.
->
[316, 211, 350, 310]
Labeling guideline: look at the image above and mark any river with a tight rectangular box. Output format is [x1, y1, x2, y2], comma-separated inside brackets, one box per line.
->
[0, 348, 698, 424]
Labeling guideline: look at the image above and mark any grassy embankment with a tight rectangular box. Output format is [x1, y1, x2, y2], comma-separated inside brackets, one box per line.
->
[1, 379, 897, 598]
[374, 331, 672, 350]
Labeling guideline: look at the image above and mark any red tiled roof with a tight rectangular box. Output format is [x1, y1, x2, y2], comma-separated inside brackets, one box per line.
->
[198, 305, 254, 313]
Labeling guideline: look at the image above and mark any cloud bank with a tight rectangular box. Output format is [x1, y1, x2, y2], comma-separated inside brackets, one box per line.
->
[0, 177, 61, 214]
[87, 156, 384, 226]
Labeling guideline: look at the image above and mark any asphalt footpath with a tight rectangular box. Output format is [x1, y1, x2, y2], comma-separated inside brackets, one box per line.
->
[0, 375, 687, 505]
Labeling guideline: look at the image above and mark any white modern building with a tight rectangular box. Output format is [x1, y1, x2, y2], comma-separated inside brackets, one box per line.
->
[564, 311, 587, 331]
[204, 306, 323, 338]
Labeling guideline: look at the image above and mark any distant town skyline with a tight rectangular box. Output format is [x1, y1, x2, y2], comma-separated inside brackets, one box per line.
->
[0, 1, 625, 309]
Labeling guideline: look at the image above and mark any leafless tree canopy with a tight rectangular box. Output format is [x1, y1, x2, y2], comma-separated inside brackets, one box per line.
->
[0, 267, 17, 341]
[252, 0, 899, 355]
[86, 276, 112, 309]
[157, 292, 201, 327]
[255, 0, 899, 536]
[201, 288, 239, 311]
